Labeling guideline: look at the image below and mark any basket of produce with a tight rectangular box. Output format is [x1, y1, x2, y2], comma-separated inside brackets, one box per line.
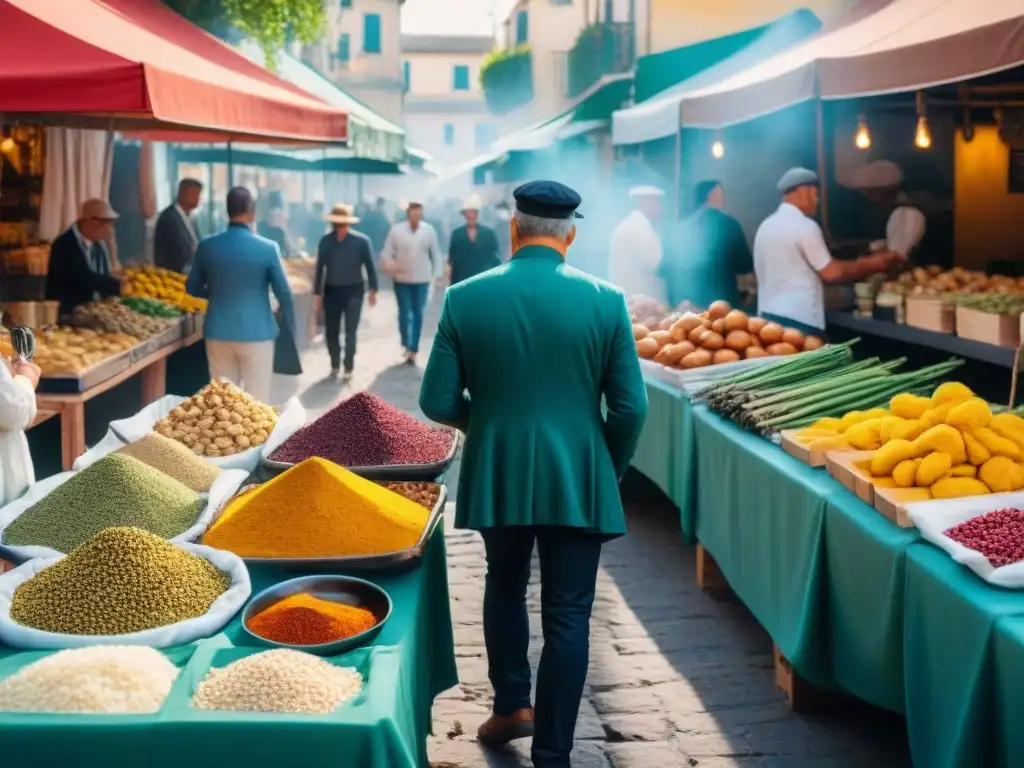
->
[119, 296, 184, 318]
[264, 392, 459, 480]
[85, 381, 305, 473]
[954, 294, 1024, 348]
[202, 458, 446, 573]
[122, 265, 206, 314]
[635, 300, 824, 375]
[0, 452, 246, 563]
[0, 527, 250, 649]
[907, 493, 1024, 587]
[241, 575, 392, 655]
[70, 298, 178, 340]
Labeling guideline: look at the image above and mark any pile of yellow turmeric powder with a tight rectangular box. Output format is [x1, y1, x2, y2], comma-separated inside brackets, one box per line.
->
[202, 457, 430, 557]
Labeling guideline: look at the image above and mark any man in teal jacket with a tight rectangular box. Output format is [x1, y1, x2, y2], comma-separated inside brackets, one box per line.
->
[185, 187, 294, 404]
[420, 180, 648, 768]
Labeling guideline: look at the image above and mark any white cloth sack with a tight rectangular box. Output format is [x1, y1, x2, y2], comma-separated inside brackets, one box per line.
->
[907, 491, 1024, 588]
[76, 394, 306, 473]
[0, 542, 250, 649]
[0, 469, 248, 563]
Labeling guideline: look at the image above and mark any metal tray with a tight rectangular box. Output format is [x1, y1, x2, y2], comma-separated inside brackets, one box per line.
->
[234, 483, 448, 574]
[260, 429, 460, 481]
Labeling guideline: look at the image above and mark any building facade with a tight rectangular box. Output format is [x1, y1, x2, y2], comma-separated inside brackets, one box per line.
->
[302, 0, 406, 124]
[402, 34, 497, 195]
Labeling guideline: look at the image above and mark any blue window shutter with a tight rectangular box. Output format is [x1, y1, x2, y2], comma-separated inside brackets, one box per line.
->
[444, 124, 455, 146]
[340, 0, 352, 7]
[515, 11, 528, 44]
[338, 33, 350, 62]
[363, 13, 382, 54]
[403, 61, 410, 92]
[453, 65, 470, 91]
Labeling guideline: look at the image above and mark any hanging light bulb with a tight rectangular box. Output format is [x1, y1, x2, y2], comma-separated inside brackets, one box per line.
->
[854, 116, 871, 150]
[0, 137, 14, 153]
[711, 140, 725, 159]
[914, 116, 932, 150]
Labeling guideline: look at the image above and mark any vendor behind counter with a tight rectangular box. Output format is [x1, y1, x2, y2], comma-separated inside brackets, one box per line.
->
[44, 199, 122, 316]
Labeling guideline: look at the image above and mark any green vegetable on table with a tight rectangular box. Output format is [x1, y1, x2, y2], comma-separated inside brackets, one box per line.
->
[119, 296, 184, 318]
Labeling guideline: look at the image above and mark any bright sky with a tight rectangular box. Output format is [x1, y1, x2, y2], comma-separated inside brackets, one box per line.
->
[400, 0, 517, 37]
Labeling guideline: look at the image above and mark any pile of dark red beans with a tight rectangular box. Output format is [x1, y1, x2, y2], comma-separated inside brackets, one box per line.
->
[270, 392, 455, 468]
[944, 508, 1024, 567]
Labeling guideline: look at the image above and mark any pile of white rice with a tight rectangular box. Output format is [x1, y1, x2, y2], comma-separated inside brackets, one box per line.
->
[192, 649, 362, 714]
[0, 646, 178, 714]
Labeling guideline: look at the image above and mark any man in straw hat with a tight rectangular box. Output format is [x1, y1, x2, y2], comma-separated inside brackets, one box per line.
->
[46, 198, 122, 316]
[420, 180, 648, 768]
[380, 201, 443, 365]
[753, 167, 905, 335]
[446, 194, 501, 286]
[314, 203, 378, 380]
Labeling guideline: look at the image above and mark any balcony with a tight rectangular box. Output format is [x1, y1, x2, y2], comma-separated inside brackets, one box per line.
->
[479, 46, 533, 115]
[567, 22, 635, 99]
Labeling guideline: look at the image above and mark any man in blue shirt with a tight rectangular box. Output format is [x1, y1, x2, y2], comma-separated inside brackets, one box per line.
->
[186, 187, 295, 405]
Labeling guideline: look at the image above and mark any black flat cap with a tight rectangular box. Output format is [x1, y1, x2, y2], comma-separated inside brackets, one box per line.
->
[512, 180, 584, 220]
[777, 167, 819, 194]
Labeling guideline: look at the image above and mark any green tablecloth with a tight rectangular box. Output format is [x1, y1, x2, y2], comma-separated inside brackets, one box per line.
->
[692, 406, 833, 687]
[902, 545, 1024, 768]
[630, 378, 697, 542]
[822, 492, 919, 714]
[993, 616, 1024, 767]
[0, 529, 458, 768]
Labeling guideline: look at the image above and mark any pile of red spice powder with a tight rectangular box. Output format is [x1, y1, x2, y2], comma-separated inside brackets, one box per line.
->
[270, 391, 455, 467]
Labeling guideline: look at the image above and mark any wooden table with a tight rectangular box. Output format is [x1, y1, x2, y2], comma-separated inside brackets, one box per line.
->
[33, 330, 203, 470]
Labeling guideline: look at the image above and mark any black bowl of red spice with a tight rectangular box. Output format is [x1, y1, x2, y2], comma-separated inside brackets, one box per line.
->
[265, 392, 458, 480]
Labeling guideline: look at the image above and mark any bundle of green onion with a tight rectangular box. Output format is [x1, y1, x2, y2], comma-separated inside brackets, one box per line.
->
[696, 342, 965, 435]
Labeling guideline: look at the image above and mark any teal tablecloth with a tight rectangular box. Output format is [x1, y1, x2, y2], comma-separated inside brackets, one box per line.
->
[902, 545, 1024, 768]
[630, 378, 697, 542]
[993, 616, 1024, 767]
[822, 492, 919, 714]
[692, 406, 834, 687]
[0, 528, 457, 768]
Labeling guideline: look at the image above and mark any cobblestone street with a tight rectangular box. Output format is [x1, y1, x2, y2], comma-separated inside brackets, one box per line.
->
[273, 291, 912, 768]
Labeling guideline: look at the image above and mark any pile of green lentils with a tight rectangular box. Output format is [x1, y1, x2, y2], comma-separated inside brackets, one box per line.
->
[10, 527, 231, 635]
[1, 453, 204, 553]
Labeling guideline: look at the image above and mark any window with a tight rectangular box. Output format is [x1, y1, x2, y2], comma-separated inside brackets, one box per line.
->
[337, 33, 350, 62]
[515, 10, 528, 44]
[453, 65, 470, 91]
[403, 61, 411, 92]
[363, 13, 381, 54]
[474, 123, 498, 148]
[549, 0, 572, 4]
[443, 123, 455, 146]
[340, 0, 352, 7]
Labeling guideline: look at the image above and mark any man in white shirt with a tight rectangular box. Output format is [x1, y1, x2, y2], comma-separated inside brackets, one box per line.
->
[608, 186, 667, 304]
[155, 178, 202, 273]
[754, 168, 905, 334]
[380, 202, 443, 365]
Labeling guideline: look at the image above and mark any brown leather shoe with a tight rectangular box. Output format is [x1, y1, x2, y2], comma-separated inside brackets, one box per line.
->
[476, 708, 535, 745]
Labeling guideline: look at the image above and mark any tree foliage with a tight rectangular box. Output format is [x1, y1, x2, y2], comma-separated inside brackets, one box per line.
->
[163, 0, 328, 67]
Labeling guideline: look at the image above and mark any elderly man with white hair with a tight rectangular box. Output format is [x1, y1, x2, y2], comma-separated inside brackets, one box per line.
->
[420, 180, 647, 768]
[608, 185, 667, 303]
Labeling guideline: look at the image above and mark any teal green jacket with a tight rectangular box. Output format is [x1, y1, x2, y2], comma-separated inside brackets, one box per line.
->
[419, 244, 648, 536]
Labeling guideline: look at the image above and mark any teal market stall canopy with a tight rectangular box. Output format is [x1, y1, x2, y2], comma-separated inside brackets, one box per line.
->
[236, 40, 406, 163]
[668, 0, 1024, 129]
[611, 10, 822, 146]
[168, 144, 428, 176]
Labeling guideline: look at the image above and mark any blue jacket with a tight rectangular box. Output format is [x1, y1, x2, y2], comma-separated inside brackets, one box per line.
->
[186, 223, 295, 343]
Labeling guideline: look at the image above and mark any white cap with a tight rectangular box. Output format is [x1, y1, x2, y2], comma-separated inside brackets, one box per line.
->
[629, 185, 665, 198]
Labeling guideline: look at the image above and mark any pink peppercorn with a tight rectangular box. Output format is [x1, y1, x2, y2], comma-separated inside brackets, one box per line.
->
[944, 508, 1024, 567]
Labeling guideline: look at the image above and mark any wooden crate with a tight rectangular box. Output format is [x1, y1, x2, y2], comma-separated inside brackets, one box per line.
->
[780, 429, 841, 467]
[906, 297, 955, 333]
[956, 306, 1020, 348]
[695, 543, 731, 597]
[873, 485, 931, 528]
[826, 450, 877, 504]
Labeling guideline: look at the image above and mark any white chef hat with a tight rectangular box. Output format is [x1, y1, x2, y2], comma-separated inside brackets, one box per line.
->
[846, 160, 904, 190]
[629, 185, 665, 198]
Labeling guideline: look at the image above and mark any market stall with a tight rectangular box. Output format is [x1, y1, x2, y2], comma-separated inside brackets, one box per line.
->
[0, 385, 459, 766]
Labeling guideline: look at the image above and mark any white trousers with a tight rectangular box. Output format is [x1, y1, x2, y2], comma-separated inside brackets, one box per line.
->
[205, 340, 276, 405]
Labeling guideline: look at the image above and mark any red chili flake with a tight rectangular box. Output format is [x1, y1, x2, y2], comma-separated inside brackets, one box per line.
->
[270, 392, 455, 467]
[944, 507, 1024, 567]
